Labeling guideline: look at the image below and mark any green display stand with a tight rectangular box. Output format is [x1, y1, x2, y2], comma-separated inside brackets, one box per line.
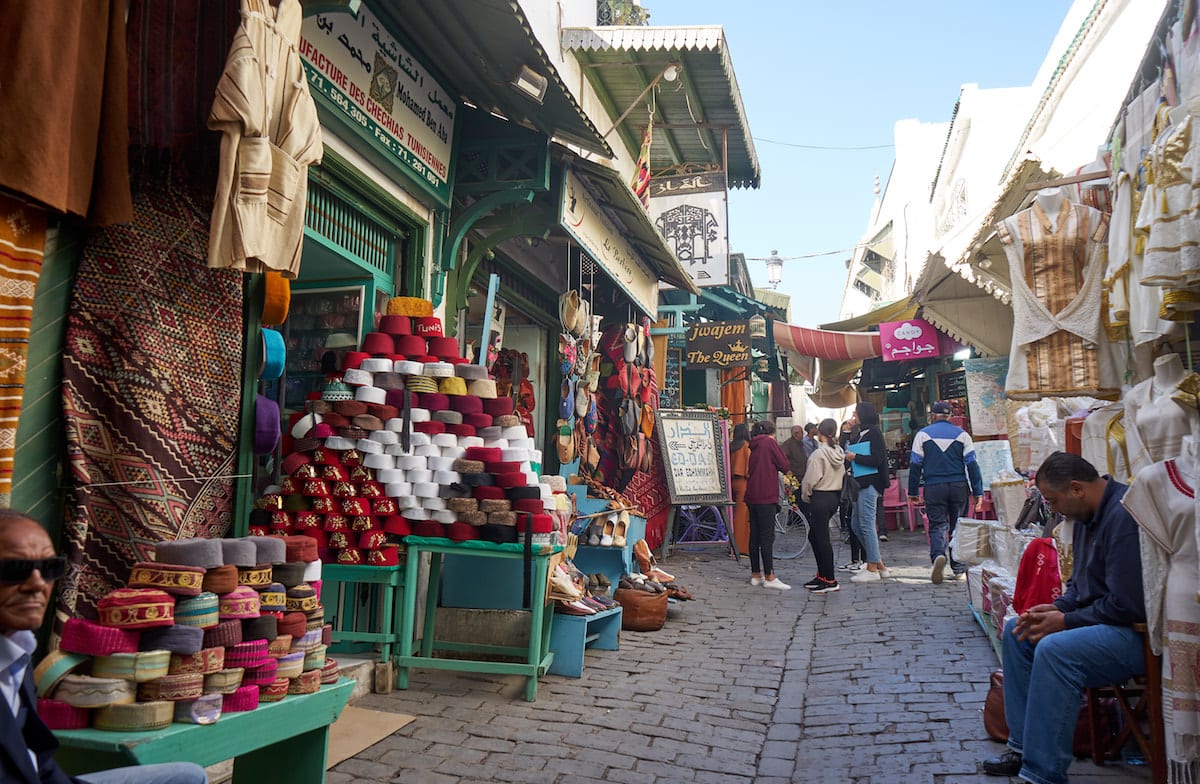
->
[395, 537, 559, 701]
[55, 679, 353, 784]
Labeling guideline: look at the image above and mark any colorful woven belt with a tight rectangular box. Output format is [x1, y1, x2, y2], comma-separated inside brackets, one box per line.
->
[94, 700, 173, 732]
[60, 618, 139, 656]
[91, 650, 171, 683]
[96, 588, 176, 630]
[128, 561, 206, 596]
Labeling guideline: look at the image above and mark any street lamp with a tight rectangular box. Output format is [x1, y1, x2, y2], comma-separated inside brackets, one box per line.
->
[766, 250, 783, 289]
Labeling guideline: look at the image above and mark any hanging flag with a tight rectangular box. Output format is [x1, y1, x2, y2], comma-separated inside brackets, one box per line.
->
[631, 114, 653, 209]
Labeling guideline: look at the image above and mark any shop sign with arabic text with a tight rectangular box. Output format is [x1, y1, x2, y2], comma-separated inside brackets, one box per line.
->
[685, 320, 750, 369]
[650, 173, 729, 287]
[559, 168, 658, 316]
[879, 318, 955, 362]
[300, 4, 454, 204]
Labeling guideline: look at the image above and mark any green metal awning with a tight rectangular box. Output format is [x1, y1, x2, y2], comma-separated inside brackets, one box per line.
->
[373, 0, 612, 157]
[562, 25, 760, 189]
[564, 154, 698, 295]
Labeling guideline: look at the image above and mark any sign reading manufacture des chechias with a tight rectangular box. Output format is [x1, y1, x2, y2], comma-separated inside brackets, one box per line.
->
[685, 320, 750, 369]
[299, 6, 455, 204]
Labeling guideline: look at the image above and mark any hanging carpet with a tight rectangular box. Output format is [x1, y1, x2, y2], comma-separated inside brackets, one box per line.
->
[623, 435, 671, 550]
[58, 173, 244, 622]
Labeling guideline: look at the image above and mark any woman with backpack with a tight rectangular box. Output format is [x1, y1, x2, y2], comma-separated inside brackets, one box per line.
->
[800, 418, 845, 593]
[845, 401, 891, 582]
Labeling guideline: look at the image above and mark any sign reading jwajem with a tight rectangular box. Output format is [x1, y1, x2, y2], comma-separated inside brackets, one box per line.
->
[879, 318, 956, 362]
[300, 6, 455, 204]
[560, 168, 659, 317]
[685, 320, 751, 369]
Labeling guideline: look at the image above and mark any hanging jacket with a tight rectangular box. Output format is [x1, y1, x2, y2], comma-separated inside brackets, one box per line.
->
[208, 0, 322, 277]
[745, 434, 789, 505]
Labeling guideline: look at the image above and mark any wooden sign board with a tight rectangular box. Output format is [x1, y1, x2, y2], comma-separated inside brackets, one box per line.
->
[654, 410, 729, 505]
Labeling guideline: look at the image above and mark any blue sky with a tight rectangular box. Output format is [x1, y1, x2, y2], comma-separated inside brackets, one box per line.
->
[650, 1, 1074, 327]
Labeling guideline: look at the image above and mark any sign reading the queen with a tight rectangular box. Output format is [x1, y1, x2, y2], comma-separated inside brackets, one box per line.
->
[300, 5, 455, 205]
[685, 320, 750, 369]
[879, 318, 955, 362]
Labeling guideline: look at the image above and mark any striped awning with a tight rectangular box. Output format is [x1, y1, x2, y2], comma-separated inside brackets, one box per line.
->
[772, 322, 882, 362]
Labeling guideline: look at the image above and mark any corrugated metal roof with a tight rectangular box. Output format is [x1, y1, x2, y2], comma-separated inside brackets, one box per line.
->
[562, 25, 760, 189]
[374, 0, 611, 157]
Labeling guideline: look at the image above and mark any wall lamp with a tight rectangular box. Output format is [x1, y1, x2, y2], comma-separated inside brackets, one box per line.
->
[510, 65, 549, 105]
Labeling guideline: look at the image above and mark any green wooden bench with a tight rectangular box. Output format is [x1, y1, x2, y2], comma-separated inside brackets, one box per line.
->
[54, 678, 353, 784]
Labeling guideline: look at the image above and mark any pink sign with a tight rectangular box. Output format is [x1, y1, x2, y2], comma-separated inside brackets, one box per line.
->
[879, 318, 957, 362]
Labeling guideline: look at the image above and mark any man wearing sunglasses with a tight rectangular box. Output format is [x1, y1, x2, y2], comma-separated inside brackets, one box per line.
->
[0, 511, 206, 784]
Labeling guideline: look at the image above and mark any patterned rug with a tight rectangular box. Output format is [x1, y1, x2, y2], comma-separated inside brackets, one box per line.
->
[0, 194, 46, 507]
[58, 173, 244, 622]
[623, 435, 671, 550]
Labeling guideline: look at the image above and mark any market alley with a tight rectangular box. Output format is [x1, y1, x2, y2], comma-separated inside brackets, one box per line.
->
[331, 527, 1149, 784]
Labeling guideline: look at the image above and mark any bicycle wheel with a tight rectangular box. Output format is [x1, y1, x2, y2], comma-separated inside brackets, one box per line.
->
[773, 505, 810, 560]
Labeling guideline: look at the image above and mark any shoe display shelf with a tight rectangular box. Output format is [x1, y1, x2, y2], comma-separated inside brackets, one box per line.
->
[565, 485, 647, 591]
[546, 605, 621, 678]
[319, 563, 405, 664]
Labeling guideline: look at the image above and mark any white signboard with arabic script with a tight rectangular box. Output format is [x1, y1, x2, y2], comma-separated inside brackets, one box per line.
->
[560, 168, 659, 317]
[300, 6, 455, 204]
[649, 174, 729, 287]
[654, 410, 729, 504]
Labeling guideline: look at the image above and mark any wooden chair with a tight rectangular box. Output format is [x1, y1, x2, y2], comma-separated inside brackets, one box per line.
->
[1085, 623, 1166, 784]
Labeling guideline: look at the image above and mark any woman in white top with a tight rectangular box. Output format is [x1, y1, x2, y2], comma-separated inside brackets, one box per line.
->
[800, 419, 846, 593]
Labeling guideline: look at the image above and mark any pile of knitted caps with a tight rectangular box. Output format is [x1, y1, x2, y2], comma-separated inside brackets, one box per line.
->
[263, 297, 572, 564]
[33, 534, 334, 731]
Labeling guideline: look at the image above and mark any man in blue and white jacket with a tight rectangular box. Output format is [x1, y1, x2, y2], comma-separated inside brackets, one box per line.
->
[908, 401, 983, 584]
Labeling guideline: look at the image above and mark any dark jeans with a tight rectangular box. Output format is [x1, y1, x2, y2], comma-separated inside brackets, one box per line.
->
[807, 490, 839, 579]
[747, 502, 777, 576]
[924, 480, 968, 572]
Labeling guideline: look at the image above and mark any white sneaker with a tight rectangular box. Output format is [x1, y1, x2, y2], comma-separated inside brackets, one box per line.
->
[750, 576, 764, 587]
[762, 578, 791, 591]
[838, 561, 865, 572]
[931, 554, 947, 585]
[850, 569, 882, 583]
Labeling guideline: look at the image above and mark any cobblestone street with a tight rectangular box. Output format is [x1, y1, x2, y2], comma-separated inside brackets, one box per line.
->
[332, 527, 1150, 784]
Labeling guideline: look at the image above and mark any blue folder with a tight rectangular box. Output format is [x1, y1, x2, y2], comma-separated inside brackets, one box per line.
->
[847, 442, 878, 477]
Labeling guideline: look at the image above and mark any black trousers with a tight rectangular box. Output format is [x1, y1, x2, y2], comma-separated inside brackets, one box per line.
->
[747, 502, 777, 576]
[807, 490, 839, 579]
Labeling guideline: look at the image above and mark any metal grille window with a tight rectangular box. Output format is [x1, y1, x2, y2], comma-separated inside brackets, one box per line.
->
[305, 178, 397, 278]
[596, 0, 650, 26]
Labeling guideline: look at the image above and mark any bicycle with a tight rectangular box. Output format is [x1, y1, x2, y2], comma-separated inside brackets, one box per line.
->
[773, 504, 810, 559]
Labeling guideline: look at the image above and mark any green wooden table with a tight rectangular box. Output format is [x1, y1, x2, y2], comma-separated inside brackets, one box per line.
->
[320, 563, 405, 663]
[54, 678, 353, 783]
[395, 537, 558, 701]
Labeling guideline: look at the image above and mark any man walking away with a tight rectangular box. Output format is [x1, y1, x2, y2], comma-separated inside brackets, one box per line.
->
[908, 401, 983, 584]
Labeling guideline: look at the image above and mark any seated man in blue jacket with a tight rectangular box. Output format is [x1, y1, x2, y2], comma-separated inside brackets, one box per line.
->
[907, 400, 984, 583]
[0, 511, 206, 784]
[981, 452, 1146, 784]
